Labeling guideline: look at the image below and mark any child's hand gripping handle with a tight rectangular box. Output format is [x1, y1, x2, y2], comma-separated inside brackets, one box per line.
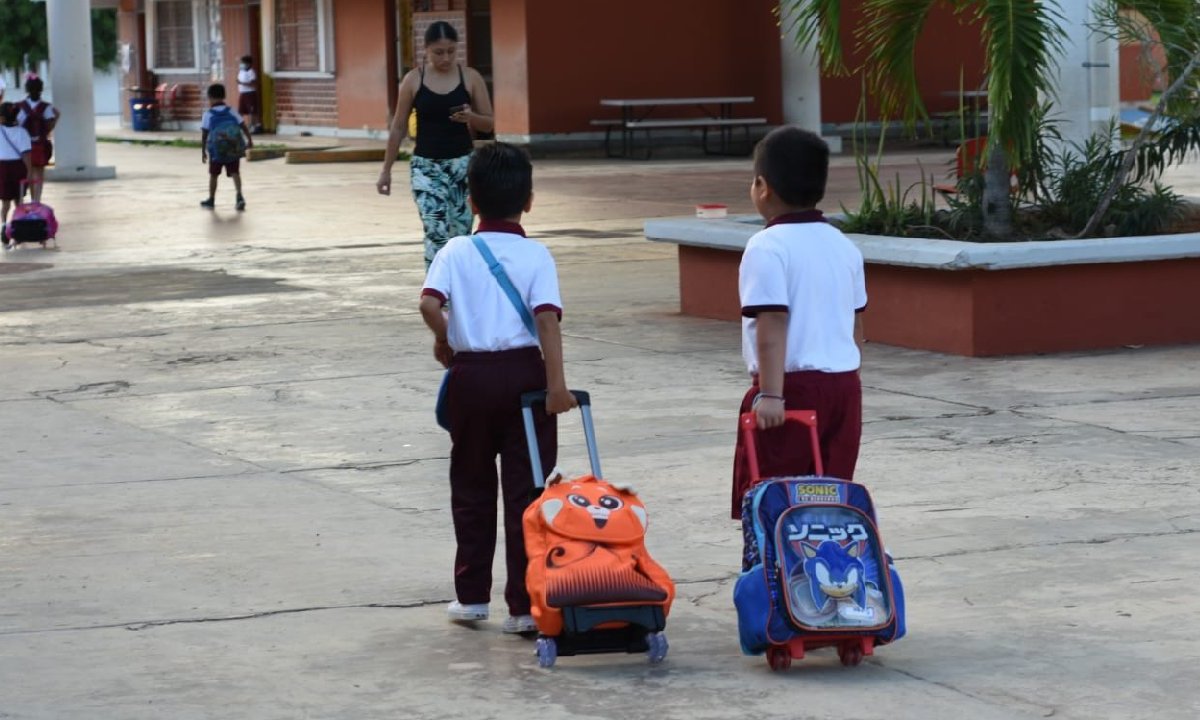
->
[739, 409, 824, 483]
[521, 390, 599, 488]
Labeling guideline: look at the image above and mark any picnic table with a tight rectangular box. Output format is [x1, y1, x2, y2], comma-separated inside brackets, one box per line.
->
[594, 96, 767, 158]
[936, 89, 989, 145]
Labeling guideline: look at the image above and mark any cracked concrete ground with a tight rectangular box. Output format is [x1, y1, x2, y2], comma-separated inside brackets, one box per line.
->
[1, 142, 1199, 720]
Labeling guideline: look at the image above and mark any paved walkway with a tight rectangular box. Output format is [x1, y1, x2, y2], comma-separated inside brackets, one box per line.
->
[1, 142, 1198, 720]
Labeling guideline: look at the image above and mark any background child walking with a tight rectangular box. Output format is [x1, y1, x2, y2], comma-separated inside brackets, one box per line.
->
[731, 126, 868, 519]
[419, 142, 576, 633]
[236, 56, 262, 134]
[200, 84, 253, 211]
[0, 102, 32, 237]
[17, 74, 57, 204]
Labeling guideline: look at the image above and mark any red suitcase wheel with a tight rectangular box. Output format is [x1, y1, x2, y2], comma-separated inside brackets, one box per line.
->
[838, 641, 865, 667]
[767, 645, 792, 671]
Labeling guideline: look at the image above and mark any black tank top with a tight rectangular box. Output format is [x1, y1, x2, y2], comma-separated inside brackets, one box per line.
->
[413, 66, 474, 160]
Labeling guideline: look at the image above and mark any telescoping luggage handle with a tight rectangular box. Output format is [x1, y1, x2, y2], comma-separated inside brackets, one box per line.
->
[521, 389, 601, 488]
[739, 410, 824, 483]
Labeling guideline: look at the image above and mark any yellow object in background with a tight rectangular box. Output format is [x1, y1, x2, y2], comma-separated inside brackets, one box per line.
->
[408, 109, 418, 139]
[261, 73, 277, 133]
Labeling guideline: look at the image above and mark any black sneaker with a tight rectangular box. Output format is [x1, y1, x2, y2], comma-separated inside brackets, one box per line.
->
[200, 198, 215, 209]
[235, 196, 246, 211]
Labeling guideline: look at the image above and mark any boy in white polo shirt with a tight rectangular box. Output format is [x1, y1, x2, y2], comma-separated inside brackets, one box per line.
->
[420, 142, 576, 633]
[731, 126, 867, 519]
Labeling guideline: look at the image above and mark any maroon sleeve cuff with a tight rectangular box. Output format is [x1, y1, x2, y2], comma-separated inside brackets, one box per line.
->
[533, 303, 563, 320]
[421, 288, 447, 305]
[741, 304, 788, 318]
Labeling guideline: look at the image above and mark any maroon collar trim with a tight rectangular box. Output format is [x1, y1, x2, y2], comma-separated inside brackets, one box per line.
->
[476, 220, 526, 237]
[766, 210, 827, 228]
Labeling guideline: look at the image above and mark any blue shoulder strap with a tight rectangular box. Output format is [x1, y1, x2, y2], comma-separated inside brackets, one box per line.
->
[470, 234, 539, 339]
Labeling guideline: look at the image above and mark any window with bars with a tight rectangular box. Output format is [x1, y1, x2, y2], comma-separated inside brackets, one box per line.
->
[276, 0, 321, 72]
[154, 0, 196, 69]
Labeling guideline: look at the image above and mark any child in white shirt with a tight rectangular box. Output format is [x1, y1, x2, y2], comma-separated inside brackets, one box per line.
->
[0, 102, 32, 232]
[236, 55, 261, 134]
[420, 142, 575, 633]
[731, 126, 868, 519]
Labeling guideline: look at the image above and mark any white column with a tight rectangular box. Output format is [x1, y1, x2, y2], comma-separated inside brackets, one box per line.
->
[1048, 0, 1120, 152]
[45, 0, 116, 181]
[779, 21, 841, 152]
[208, 0, 225, 81]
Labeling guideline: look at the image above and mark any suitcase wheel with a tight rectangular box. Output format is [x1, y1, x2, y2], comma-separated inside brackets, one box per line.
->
[767, 645, 791, 671]
[838, 637, 873, 667]
[645, 631, 668, 664]
[838, 642, 864, 667]
[535, 636, 557, 668]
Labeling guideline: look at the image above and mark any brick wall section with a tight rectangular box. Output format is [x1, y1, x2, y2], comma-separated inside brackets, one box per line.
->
[274, 77, 338, 127]
[174, 83, 207, 121]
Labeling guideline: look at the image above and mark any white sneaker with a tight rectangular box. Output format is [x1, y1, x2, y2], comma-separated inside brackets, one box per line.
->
[502, 614, 537, 634]
[447, 601, 489, 624]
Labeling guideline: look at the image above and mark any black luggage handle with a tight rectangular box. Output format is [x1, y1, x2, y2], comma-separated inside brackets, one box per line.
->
[521, 389, 590, 409]
[520, 390, 601, 487]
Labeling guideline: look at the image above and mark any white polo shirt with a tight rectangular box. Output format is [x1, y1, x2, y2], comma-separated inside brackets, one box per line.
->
[739, 211, 867, 374]
[422, 221, 563, 353]
[237, 68, 257, 94]
[0, 126, 31, 161]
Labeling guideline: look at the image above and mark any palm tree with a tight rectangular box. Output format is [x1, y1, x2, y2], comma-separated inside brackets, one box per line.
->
[783, 0, 1068, 238]
[784, 0, 1200, 239]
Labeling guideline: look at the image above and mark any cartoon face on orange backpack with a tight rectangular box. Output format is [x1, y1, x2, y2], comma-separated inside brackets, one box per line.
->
[540, 478, 647, 543]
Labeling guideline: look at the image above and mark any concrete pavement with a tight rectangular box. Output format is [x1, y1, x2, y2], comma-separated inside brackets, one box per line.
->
[1, 142, 1198, 720]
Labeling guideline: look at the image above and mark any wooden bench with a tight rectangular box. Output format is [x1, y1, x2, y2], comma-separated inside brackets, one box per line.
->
[621, 117, 767, 157]
[597, 96, 763, 158]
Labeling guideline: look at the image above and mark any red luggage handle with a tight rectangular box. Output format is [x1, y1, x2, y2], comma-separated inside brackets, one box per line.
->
[739, 409, 824, 483]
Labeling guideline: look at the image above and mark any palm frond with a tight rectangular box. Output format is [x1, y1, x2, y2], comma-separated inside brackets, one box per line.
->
[778, 0, 849, 75]
[976, 0, 1067, 166]
[857, 0, 943, 125]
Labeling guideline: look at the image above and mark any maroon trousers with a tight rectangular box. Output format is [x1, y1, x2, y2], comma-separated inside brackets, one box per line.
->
[731, 369, 862, 519]
[444, 347, 556, 615]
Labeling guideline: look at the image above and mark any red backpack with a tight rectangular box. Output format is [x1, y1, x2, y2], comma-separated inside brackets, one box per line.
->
[20, 100, 48, 139]
[19, 100, 53, 166]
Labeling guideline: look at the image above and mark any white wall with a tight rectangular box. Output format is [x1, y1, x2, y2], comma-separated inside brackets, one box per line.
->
[2, 61, 121, 116]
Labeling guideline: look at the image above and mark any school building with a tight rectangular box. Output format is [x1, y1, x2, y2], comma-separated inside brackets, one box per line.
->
[110, 1, 1154, 148]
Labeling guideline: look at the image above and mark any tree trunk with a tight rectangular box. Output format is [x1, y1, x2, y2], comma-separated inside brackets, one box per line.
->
[981, 143, 1013, 239]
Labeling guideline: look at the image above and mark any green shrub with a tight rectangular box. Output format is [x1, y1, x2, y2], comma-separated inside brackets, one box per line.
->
[1031, 126, 1185, 237]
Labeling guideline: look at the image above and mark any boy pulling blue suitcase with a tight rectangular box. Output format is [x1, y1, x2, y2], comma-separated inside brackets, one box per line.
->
[734, 410, 906, 670]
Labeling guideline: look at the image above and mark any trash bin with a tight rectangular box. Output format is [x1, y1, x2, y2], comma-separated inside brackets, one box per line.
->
[130, 97, 156, 131]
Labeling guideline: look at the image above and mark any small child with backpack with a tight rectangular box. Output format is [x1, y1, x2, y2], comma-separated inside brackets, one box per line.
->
[200, 83, 253, 211]
[17, 74, 57, 204]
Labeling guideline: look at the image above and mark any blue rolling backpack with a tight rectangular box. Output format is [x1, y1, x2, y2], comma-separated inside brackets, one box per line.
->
[733, 410, 906, 670]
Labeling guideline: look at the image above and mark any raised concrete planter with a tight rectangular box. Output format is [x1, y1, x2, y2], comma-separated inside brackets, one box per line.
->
[645, 215, 1200, 356]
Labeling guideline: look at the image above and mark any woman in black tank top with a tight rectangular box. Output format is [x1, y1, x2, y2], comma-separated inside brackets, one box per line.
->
[377, 21, 495, 269]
